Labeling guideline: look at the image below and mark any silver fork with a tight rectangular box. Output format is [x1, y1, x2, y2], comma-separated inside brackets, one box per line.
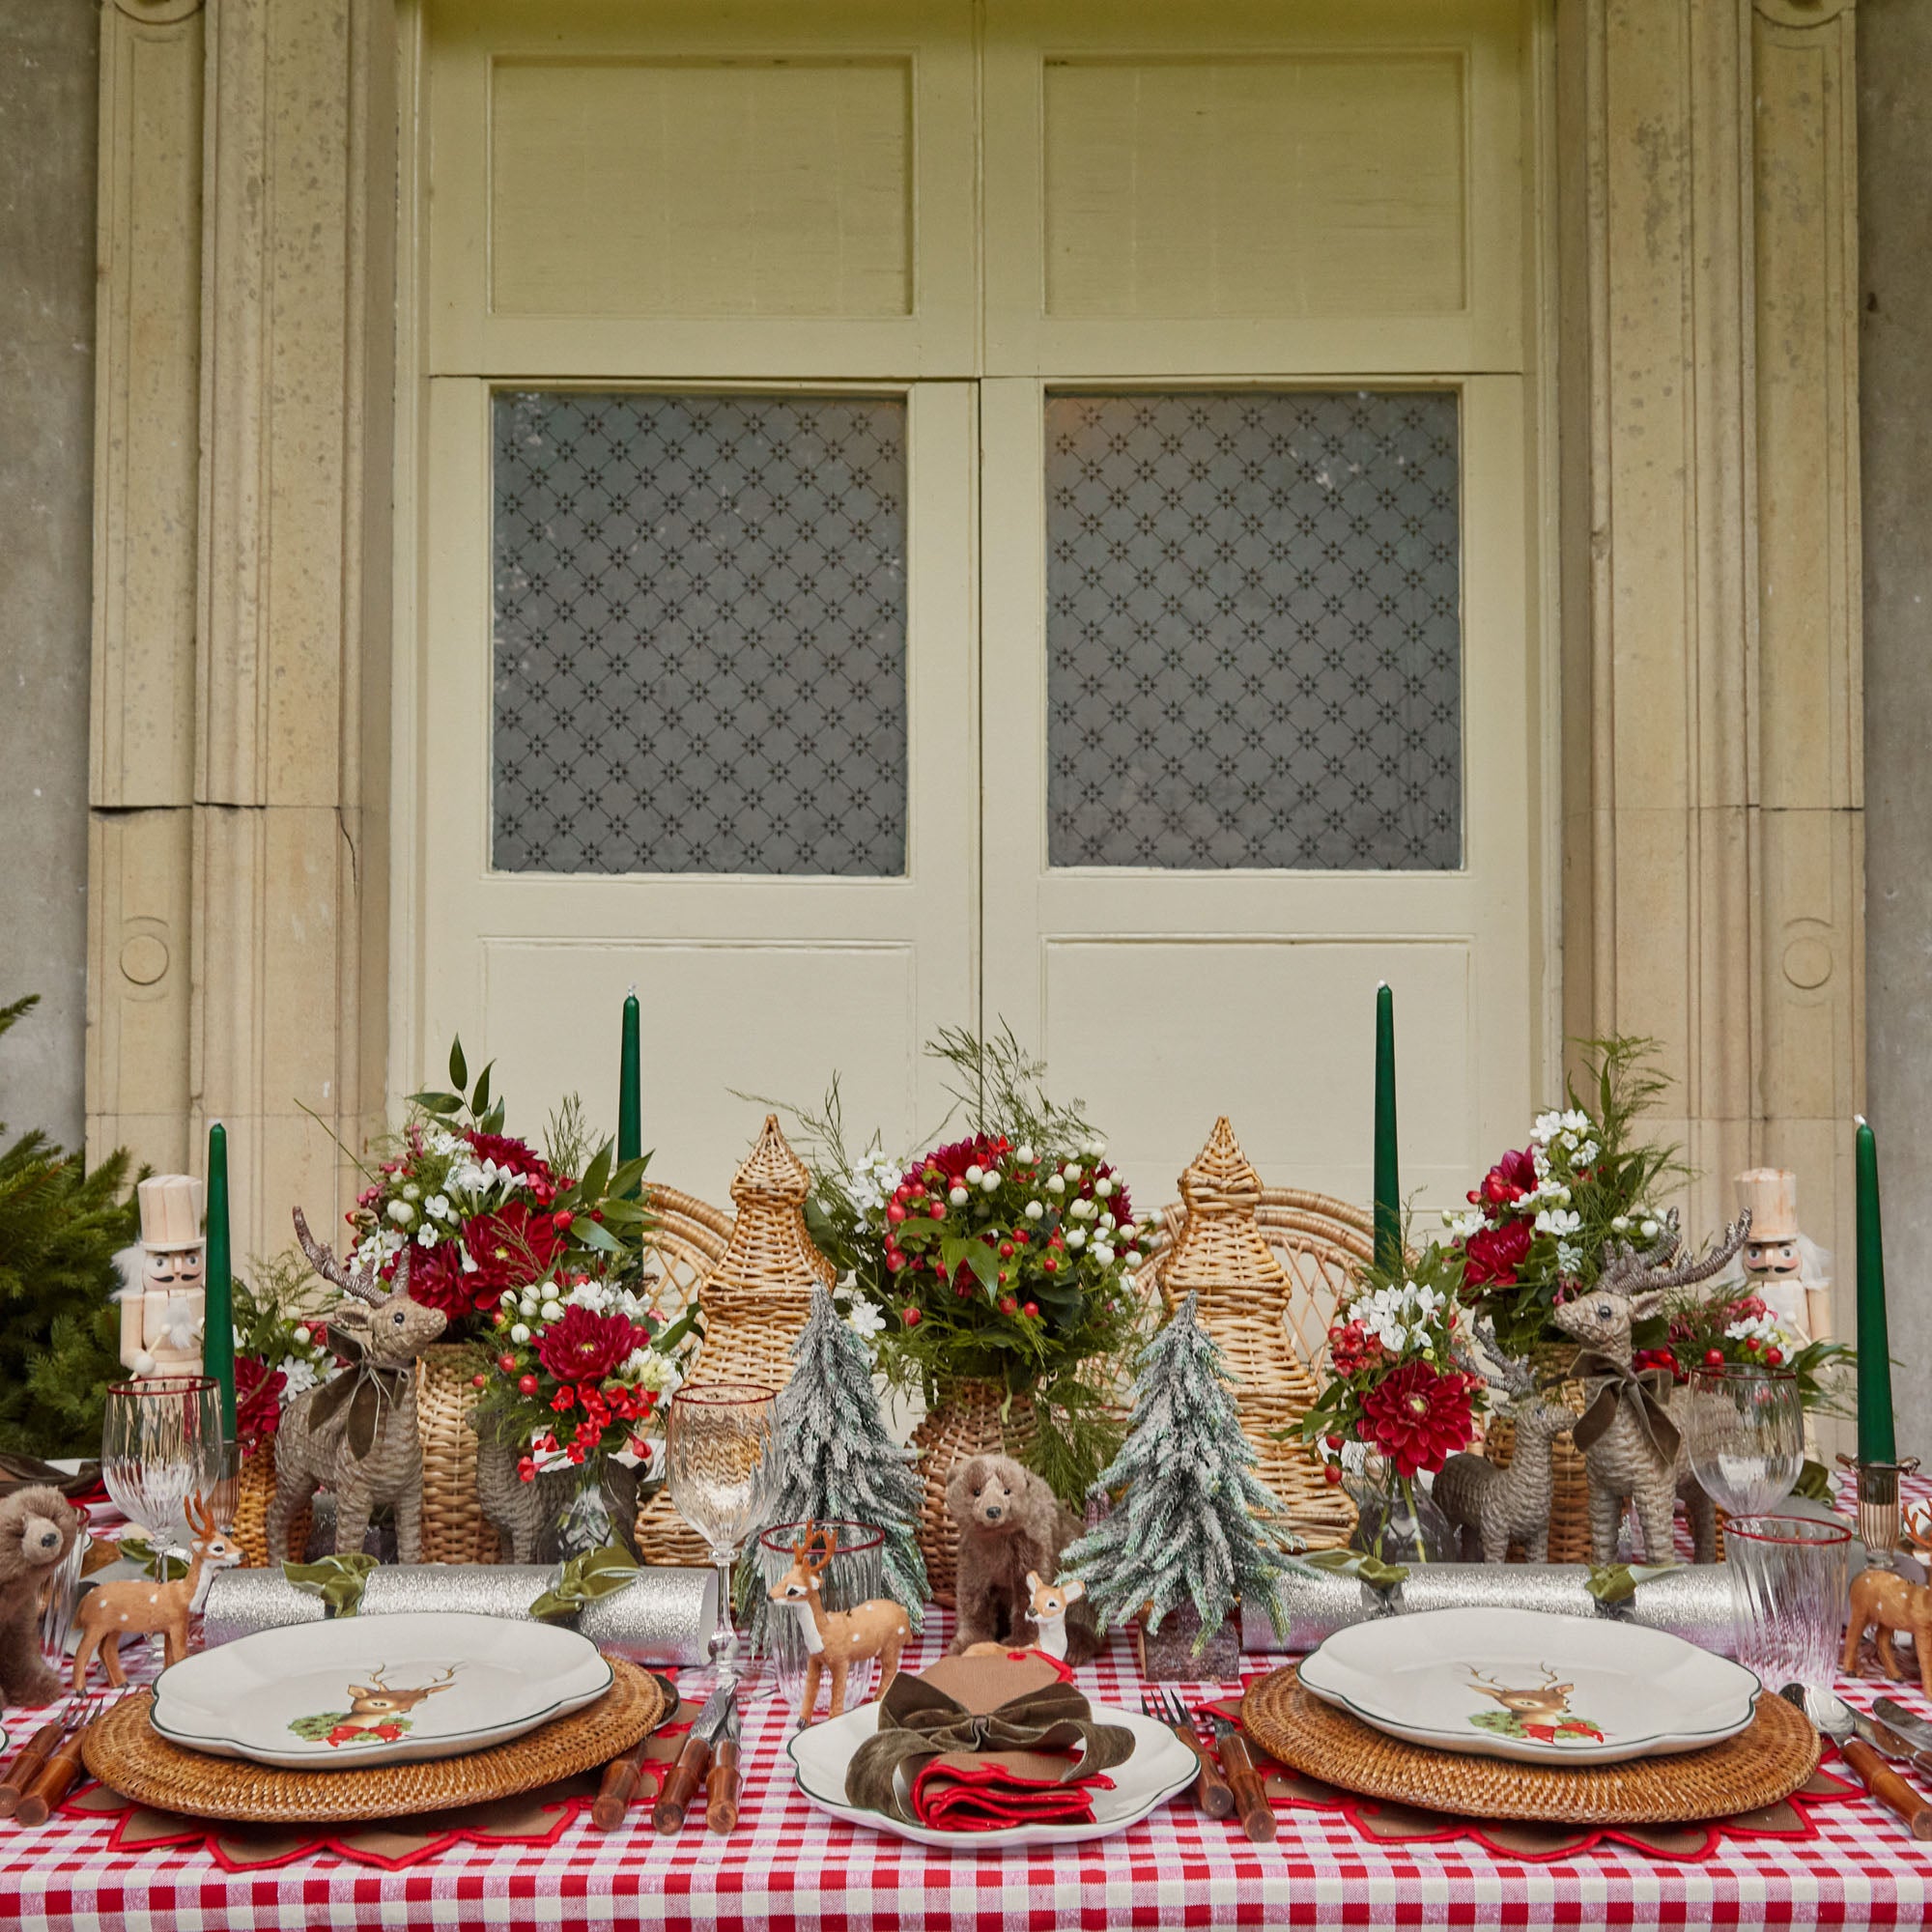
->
[1143, 1687, 1234, 1818]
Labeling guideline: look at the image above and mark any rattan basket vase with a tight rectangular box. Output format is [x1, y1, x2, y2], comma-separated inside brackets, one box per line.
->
[634, 1118, 831, 1565]
[1153, 1117, 1354, 1551]
[232, 1436, 312, 1567]
[417, 1340, 501, 1564]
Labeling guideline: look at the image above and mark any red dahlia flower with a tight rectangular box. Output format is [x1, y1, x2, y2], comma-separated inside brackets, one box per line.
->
[1461, 1217, 1533, 1288]
[1359, 1361, 1475, 1477]
[394, 1238, 469, 1321]
[535, 1304, 648, 1384]
[462, 1201, 564, 1312]
[464, 1129, 556, 1191]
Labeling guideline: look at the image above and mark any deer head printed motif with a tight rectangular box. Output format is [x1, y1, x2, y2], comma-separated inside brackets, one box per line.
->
[340, 1662, 462, 1729]
[1465, 1663, 1575, 1727]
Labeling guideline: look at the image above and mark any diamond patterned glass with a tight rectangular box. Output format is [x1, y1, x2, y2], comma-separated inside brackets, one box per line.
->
[492, 391, 908, 875]
[1044, 390, 1462, 870]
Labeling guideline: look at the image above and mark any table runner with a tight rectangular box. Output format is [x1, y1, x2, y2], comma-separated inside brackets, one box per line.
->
[6, 1604, 1932, 1932]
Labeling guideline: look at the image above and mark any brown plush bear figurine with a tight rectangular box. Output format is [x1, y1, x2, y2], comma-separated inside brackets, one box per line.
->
[946, 1453, 1100, 1664]
[0, 1485, 82, 1707]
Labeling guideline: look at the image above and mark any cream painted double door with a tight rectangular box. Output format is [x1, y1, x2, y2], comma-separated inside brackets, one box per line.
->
[412, 0, 1543, 1213]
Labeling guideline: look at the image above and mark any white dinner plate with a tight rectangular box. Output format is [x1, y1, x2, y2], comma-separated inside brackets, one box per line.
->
[1297, 1606, 1760, 1765]
[787, 1699, 1197, 1848]
[152, 1611, 612, 1769]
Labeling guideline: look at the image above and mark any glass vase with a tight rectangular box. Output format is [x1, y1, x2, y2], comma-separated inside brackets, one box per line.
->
[1345, 1455, 1458, 1565]
[756, 1519, 888, 1728]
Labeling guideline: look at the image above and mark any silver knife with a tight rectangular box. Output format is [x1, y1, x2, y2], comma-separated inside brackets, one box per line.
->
[1874, 1697, 1932, 1750]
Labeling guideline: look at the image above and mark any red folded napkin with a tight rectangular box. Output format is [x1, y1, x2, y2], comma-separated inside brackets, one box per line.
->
[909, 1750, 1117, 1833]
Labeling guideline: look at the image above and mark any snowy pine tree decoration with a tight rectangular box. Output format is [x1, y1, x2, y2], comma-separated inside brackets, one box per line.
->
[735, 1286, 928, 1646]
[1059, 1293, 1299, 1661]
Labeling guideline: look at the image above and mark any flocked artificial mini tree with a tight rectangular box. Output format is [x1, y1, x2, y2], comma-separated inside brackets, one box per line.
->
[736, 1286, 928, 1648]
[1060, 1292, 1299, 1677]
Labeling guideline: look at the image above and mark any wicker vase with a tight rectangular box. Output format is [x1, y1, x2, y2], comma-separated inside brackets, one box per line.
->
[633, 1119, 832, 1565]
[910, 1378, 1035, 1609]
[1155, 1118, 1354, 1550]
[232, 1435, 312, 1568]
[416, 1341, 501, 1565]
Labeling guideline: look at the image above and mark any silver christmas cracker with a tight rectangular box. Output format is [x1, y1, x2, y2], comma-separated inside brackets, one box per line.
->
[1241, 1562, 1738, 1655]
[202, 1562, 719, 1664]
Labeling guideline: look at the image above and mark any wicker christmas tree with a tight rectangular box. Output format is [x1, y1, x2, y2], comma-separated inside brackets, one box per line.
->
[634, 1115, 835, 1562]
[734, 1285, 928, 1647]
[1060, 1293, 1297, 1677]
[1157, 1116, 1350, 1548]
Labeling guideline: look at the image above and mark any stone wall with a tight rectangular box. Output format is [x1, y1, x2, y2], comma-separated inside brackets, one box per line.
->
[1859, 0, 1932, 1427]
[0, 0, 97, 1149]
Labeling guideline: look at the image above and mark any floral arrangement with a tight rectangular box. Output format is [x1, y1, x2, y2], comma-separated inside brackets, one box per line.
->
[770, 1026, 1159, 1500]
[471, 1260, 694, 1485]
[1442, 1038, 1680, 1358]
[1630, 1284, 1853, 1414]
[229, 1249, 338, 1462]
[343, 1043, 650, 1342]
[1301, 1237, 1485, 1492]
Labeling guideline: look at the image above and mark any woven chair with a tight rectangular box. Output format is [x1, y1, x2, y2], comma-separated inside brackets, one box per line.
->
[1149, 1118, 1357, 1551]
[633, 1118, 832, 1563]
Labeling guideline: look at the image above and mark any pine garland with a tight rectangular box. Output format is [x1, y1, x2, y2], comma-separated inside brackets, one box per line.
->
[0, 996, 141, 1455]
[1061, 1293, 1299, 1651]
[734, 1286, 929, 1644]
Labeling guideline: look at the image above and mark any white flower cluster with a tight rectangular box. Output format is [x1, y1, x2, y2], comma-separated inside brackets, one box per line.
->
[1724, 1310, 1788, 1350]
[846, 1148, 904, 1217]
[1347, 1277, 1450, 1355]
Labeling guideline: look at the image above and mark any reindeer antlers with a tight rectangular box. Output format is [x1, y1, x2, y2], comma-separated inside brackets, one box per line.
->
[1903, 1506, 1932, 1556]
[791, 1521, 838, 1576]
[1596, 1211, 1751, 1298]
[1469, 1319, 1540, 1402]
[293, 1206, 408, 1307]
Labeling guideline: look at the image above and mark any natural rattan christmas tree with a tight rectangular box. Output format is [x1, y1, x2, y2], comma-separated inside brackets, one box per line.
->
[735, 1285, 927, 1647]
[634, 1115, 836, 1561]
[1061, 1293, 1297, 1676]
[1158, 1116, 1350, 1548]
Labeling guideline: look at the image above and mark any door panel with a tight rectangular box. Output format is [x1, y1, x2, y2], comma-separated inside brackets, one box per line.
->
[419, 379, 978, 1196]
[981, 377, 1534, 1215]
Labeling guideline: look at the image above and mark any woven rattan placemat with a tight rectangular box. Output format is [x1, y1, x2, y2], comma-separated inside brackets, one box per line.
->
[82, 1656, 668, 1825]
[1241, 1663, 1818, 1825]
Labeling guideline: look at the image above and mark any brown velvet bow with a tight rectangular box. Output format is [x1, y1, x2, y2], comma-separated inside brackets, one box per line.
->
[844, 1666, 1135, 1823]
[1567, 1350, 1682, 1463]
[301, 1350, 412, 1463]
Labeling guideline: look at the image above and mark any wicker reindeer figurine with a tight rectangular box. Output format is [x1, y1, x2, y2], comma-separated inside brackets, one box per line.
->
[264, 1209, 448, 1563]
[1548, 1211, 1749, 1565]
[1435, 1325, 1577, 1562]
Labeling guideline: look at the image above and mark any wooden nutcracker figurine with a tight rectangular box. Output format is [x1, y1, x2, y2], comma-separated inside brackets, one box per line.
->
[1735, 1168, 1833, 1346]
[113, 1175, 207, 1378]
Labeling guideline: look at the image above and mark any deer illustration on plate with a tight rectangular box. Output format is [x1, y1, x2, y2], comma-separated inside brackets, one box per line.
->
[1463, 1663, 1606, 1746]
[286, 1662, 462, 1748]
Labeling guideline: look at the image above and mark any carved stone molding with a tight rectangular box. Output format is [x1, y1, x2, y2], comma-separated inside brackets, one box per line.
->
[111, 0, 204, 22]
[1558, 0, 1862, 1364]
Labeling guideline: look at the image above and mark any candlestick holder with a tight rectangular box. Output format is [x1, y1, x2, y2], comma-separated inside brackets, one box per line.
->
[1836, 1454, 1921, 1569]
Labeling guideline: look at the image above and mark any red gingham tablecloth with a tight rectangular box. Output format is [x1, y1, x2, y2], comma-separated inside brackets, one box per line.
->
[5, 1600, 1932, 1932]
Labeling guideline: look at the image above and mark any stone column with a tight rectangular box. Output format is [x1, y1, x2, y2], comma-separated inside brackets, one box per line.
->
[1559, 0, 1863, 1332]
[87, 0, 395, 1259]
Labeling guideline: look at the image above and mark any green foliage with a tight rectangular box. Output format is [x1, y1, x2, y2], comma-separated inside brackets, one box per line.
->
[0, 996, 142, 1455]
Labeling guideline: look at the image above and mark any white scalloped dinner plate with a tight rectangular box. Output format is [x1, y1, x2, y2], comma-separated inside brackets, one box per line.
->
[152, 1611, 612, 1769]
[1297, 1606, 1759, 1765]
[787, 1700, 1197, 1848]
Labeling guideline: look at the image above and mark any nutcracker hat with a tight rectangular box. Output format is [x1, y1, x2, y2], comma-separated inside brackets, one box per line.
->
[137, 1173, 205, 1250]
[1735, 1167, 1800, 1243]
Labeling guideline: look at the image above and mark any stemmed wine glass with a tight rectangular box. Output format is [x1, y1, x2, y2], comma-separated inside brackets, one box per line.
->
[100, 1376, 223, 1670]
[666, 1381, 778, 1697]
[1685, 1363, 1804, 1517]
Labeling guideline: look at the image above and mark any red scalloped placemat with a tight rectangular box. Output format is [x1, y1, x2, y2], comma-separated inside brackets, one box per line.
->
[1203, 1684, 1860, 1863]
[59, 1698, 697, 1873]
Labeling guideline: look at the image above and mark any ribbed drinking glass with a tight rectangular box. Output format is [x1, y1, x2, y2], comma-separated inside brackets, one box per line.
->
[1725, 1513, 1852, 1691]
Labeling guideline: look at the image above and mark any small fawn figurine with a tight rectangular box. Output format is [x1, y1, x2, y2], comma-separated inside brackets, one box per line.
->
[767, 1521, 912, 1726]
[1843, 1508, 1932, 1693]
[965, 1570, 1087, 1662]
[71, 1492, 242, 1690]
[337, 1662, 460, 1737]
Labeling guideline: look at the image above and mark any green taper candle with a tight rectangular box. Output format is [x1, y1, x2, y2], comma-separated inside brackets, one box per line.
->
[618, 988, 642, 1169]
[1855, 1114, 1897, 1465]
[1374, 981, 1401, 1274]
[204, 1121, 237, 1438]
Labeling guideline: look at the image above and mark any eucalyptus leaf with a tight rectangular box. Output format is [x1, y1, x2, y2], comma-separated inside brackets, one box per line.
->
[470, 1061, 494, 1117]
[448, 1037, 468, 1091]
[408, 1091, 465, 1118]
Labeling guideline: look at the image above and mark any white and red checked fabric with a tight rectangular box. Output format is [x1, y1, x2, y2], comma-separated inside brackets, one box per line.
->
[6, 1599, 1932, 1932]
